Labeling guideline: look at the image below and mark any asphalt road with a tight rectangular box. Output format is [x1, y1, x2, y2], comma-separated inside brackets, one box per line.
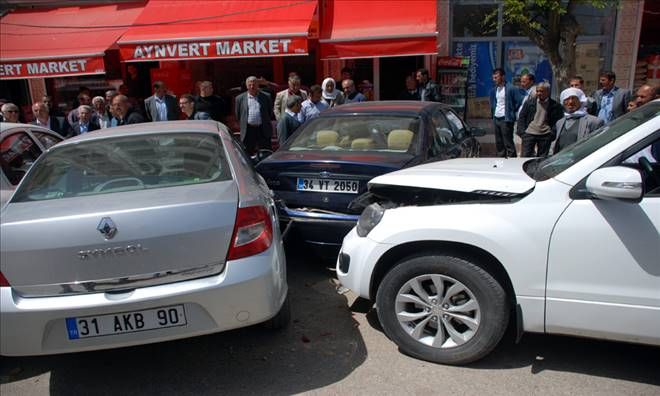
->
[1, 247, 659, 395]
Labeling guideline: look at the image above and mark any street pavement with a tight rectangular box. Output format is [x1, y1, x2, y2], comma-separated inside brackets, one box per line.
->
[1, 245, 659, 395]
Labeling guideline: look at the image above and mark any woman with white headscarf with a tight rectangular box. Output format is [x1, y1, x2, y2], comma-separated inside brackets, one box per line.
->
[554, 87, 605, 153]
[321, 77, 345, 108]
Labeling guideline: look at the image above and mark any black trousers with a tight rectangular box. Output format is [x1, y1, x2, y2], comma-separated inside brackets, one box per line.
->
[493, 118, 516, 158]
[521, 133, 553, 157]
[243, 125, 272, 155]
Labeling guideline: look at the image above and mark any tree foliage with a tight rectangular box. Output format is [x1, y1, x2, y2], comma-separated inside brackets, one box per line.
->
[500, 0, 619, 91]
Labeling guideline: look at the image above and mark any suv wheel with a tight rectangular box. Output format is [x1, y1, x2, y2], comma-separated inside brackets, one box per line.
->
[376, 254, 508, 365]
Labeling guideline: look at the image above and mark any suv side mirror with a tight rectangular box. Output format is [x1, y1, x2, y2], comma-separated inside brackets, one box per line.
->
[470, 127, 487, 137]
[586, 166, 643, 201]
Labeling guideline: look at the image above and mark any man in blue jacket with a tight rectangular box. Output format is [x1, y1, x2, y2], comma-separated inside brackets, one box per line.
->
[489, 68, 524, 157]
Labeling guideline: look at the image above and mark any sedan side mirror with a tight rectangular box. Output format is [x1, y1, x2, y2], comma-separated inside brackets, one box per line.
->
[470, 127, 487, 137]
[252, 149, 273, 164]
[585, 166, 643, 201]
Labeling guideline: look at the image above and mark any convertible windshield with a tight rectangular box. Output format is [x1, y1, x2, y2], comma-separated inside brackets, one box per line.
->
[528, 102, 660, 181]
[12, 133, 232, 202]
[282, 115, 421, 153]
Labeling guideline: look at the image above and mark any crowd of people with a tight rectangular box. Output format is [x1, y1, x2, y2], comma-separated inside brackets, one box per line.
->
[1, 66, 441, 155]
[488, 68, 659, 158]
[1, 66, 657, 158]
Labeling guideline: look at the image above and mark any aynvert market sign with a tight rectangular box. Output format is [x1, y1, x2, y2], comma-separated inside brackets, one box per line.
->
[0, 56, 105, 80]
[120, 37, 308, 62]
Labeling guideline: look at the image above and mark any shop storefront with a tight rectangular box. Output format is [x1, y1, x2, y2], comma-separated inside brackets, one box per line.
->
[449, 0, 617, 121]
[0, 2, 145, 121]
[318, 0, 437, 101]
[2, 0, 634, 128]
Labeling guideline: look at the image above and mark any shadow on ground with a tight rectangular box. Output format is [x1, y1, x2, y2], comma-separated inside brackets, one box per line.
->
[354, 299, 660, 386]
[0, 247, 367, 395]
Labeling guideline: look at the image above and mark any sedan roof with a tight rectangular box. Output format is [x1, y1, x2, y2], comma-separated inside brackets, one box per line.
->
[322, 100, 451, 117]
[55, 120, 227, 147]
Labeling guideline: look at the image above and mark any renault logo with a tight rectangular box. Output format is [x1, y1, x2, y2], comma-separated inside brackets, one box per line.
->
[97, 217, 118, 240]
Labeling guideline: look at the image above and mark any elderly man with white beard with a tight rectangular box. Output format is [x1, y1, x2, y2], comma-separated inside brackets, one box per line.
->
[553, 87, 604, 154]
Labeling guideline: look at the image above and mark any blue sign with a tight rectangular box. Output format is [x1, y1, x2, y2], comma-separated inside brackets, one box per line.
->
[453, 42, 497, 98]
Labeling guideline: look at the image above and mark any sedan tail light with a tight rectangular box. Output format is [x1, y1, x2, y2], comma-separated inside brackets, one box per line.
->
[227, 205, 273, 261]
[0, 271, 10, 287]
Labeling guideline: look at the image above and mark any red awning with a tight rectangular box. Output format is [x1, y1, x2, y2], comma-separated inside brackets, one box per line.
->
[118, 0, 318, 62]
[0, 3, 144, 80]
[320, 0, 437, 60]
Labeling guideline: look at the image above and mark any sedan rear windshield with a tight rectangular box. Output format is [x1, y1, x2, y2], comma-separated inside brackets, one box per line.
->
[283, 116, 421, 153]
[12, 133, 232, 202]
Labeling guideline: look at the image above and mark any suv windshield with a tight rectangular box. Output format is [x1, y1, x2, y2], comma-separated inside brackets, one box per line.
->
[527, 102, 660, 181]
[283, 115, 421, 153]
[12, 133, 232, 202]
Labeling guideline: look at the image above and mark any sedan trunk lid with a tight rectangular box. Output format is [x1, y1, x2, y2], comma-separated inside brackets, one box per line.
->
[0, 182, 238, 297]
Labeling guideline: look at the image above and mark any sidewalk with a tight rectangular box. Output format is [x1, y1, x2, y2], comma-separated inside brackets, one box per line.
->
[470, 118, 522, 157]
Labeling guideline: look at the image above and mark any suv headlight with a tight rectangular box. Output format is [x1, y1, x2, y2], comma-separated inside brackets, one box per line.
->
[356, 203, 385, 237]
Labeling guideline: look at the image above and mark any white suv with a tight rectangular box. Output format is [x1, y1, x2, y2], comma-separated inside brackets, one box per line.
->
[337, 101, 660, 365]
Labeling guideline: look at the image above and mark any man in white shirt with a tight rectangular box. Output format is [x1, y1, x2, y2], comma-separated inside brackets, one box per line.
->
[517, 73, 535, 117]
[144, 81, 177, 122]
[489, 68, 525, 157]
[235, 76, 275, 154]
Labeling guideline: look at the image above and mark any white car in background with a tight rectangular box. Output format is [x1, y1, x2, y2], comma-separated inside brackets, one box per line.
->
[1, 122, 63, 207]
[337, 101, 660, 365]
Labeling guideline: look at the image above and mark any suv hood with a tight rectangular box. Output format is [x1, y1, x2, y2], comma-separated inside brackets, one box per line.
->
[368, 158, 535, 194]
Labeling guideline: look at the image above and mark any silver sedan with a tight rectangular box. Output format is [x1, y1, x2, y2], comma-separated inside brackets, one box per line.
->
[0, 120, 289, 356]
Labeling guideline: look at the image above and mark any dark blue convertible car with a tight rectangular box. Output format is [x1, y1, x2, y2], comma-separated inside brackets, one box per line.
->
[255, 101, 483, 249]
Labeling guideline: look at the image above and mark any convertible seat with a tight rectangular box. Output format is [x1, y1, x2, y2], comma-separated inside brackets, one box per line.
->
[351, 138, 375, 150]
[317, 130, 339, 147]
[388, 129, 414, 150]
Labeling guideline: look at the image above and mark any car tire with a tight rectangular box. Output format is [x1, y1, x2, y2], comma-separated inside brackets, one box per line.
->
[264, 295, 291, 330]
[376, 254, 508, 365]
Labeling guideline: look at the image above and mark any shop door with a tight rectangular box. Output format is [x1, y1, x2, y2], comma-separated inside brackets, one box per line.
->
[379, 56, 425, 100]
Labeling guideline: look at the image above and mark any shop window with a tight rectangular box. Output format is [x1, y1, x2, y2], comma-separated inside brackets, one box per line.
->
[452, 4, 498, 37]
[452, 42, 498, 119]
[573, 4, 615, 36]
[575, 42, 608, 95]
[283, 50, 317, 89]
[503, 41, 553, 88]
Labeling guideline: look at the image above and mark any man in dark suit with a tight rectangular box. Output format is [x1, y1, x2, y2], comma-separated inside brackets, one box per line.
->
[31, 101, 70, 137]
[69, 105, 100, 136]
[416, 68, 441, 102]
[592, 71, 632, 123]
[144, 81, 178, 122]
[235, 76, 274, 154]
[112, 95, 145, 126]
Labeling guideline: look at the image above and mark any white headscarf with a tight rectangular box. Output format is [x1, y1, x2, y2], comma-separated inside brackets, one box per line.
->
[321, 77, 339, 100]
[560, 87, 588, 118]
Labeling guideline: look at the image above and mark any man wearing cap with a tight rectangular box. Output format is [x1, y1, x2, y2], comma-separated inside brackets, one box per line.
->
[554, 87, 604, 154]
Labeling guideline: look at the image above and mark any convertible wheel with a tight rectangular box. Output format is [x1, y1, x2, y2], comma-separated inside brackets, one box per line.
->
[376, 254, 508, 365]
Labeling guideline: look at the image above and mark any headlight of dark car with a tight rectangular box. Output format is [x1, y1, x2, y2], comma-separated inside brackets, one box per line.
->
[356, 203, 385, 237]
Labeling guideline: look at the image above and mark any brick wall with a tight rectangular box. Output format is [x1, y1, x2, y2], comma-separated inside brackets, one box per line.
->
[612, 0, 644, 90]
